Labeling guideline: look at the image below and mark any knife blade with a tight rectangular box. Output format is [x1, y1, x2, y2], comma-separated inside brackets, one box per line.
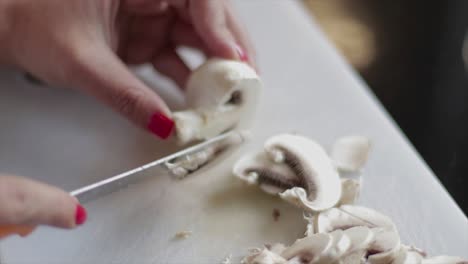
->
[0, 130, 247, 238]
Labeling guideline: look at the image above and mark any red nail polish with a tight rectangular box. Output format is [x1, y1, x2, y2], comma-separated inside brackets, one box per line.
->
[75, 204, 87, 226]
[235, 45, 249, 62]
[147, 112, 174, 139]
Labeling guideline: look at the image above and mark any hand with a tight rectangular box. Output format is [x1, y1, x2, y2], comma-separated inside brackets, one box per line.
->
[0, 174, 86, 234]
[0, 0, 256, 139]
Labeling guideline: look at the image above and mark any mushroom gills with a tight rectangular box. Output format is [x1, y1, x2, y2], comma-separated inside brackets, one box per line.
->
[233, 152, 299, 195]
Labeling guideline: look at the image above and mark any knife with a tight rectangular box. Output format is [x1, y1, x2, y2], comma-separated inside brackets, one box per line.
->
[0, 131, 247, 238]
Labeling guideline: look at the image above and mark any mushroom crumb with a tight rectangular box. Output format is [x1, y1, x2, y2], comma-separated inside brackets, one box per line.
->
[272, 209, 280, 222]
[174, 231, 192, 240]
[220, 254, 232, 264]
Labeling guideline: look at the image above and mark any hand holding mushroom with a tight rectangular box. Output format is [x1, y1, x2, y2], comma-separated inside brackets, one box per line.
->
[0, 0, 258, 234]
[0, 0, 256, 139]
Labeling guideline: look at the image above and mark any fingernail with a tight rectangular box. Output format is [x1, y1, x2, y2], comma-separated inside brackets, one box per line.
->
[75, 204, 87, 226]
[235, 44, 249, 62]
[147, 112, 174, 139]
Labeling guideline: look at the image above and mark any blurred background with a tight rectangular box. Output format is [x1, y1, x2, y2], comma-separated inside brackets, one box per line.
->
[304, 0, 467, 214]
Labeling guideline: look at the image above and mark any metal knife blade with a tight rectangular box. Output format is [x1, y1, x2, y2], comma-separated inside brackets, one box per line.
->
[70, 130, 247, 203]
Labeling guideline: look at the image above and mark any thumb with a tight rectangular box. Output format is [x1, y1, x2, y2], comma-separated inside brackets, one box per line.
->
[0, 175, 85, 229]
[69, 42, 175, 139]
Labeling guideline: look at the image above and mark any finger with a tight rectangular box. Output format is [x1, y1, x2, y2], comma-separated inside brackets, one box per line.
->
[123, 0, 169, 15]
[152, 48, 191, 89]
[188, 0, 242, 60]
[224, 0, 257, 69]
[69, 42, 175, 139]
[0, 175, 83, 229]
[124, 14, 174, 64]
[170, 20, 209, 54]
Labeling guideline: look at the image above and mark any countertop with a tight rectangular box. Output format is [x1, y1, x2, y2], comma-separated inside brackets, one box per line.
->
[0, 1, 466, 263]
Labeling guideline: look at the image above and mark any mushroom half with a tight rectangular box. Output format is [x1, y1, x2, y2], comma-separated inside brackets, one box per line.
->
[265, 134, 342, 212]
[233, 134, 343, 212]
[173, 59, 262, 144]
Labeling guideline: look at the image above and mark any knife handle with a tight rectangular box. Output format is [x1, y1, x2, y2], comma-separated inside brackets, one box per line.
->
[0, 225, 36, 238]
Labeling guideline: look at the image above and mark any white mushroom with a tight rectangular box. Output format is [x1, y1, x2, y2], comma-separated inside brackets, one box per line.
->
[281, 233, 333, 263]
[338, 178, 361, 205]
[306, 205, 396, 235]
[319, 230, 352, 263]
[173, 59, 262, 144]
[366, 227, 401, 264]
[265, 134, 342, 212]
[421, 256, 468, 264]
[241, 246, 287, 264]
[331, 136, 371, 172]
[340, 226, 375, 263]
[392, 245, 425, 264]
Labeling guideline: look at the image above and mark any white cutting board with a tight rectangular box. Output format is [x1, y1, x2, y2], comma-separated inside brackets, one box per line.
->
[1, 1, 467, 263]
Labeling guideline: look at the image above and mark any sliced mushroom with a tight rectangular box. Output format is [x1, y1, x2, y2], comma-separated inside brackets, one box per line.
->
[366, 227, 401, 264]
[338, 178, 361, 205]
[339, 205, 396, 231]
[331, 136, 371, 172]
[241, 247, 287, 264]
[265, 134, 342, 212]
[281, 233, 333, 263]
[307, 205, 396, 234]
[319, 230, 352, 263]
[392, 245, 425, 264]
[173, 59, 262, 144]
[340, 226, 375, 263]
[421, 256, 468, 264]
[233, 152, 300, 195]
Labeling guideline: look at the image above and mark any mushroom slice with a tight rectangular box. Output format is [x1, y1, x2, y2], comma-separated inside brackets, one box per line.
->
[331, 136, 371, 172]
[281, 233, 333, 263]
[308, 205, 395, 234]
[265, 134, 342, 212]
[366, 228, 401, 264]
[338, 178, 361, 205]
[339, 205, 396, 231]
[340, 226, 375, 263]
[392, 245, 424, 264]
[233, 152, 300, 195]
[421, 256, 468, 264]
[318, 230, 352, 263]
[173, 59, 262, 144]
[344, 226, 375, 252]
[241, 247, 287, 264]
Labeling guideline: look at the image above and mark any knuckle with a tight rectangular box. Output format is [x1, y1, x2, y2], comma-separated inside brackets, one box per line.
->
[111, 88, 144, 121]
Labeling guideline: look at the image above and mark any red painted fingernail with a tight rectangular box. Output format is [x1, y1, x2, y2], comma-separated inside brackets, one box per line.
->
[147, 112, 174, 139]
[235, 45, 249, 62]
[75, 204, 87, 226]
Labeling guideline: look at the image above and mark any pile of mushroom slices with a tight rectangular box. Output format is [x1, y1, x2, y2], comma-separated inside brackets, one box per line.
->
[233, 134, 467, 264]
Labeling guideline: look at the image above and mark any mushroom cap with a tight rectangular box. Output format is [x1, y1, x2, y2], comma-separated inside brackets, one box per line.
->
[265, 134, 342, 212]
[174, 59, 262, 144]
[331, 136, 371, 172]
